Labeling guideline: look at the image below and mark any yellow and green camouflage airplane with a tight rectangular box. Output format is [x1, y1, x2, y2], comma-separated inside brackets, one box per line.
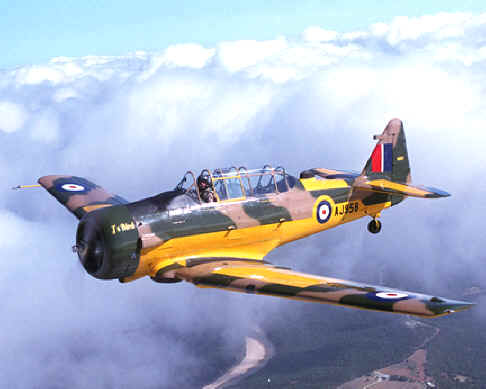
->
[21, 119, 474, 318]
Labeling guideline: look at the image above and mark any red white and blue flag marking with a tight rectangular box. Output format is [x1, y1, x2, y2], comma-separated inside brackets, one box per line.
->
[317, 201, 331, 224]
[60, 184, 86, 192]
[367, 291, 411, 302]
[371, 143, 393, 173]
[375, 292, 408, 299]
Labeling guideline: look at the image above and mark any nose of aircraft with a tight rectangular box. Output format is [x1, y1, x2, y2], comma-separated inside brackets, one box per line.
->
[75, 215, 105, 275]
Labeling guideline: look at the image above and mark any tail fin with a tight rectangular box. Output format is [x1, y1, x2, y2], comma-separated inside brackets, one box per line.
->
[355, 119, 449, 199]
[362, 118, 410, 184]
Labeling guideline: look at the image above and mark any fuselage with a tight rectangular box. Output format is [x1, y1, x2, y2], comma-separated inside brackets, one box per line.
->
[76, 168, 401, 282]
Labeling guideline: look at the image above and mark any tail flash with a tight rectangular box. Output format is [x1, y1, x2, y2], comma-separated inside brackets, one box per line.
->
[363, 118, 410, 183]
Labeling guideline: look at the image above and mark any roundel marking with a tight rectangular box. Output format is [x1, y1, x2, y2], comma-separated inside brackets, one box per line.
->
[316, 200, 332, 224]
[375, 292, 409, 300]
[60, 183, 86, 192]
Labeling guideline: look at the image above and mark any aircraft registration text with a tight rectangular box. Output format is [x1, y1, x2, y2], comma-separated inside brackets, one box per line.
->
[335, 202, 359, 216]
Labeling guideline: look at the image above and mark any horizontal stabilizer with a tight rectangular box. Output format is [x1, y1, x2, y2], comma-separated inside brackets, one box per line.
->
[353, 178, 450, 198]
[172, 258, 473, 318]
[38, 175, 128, 219]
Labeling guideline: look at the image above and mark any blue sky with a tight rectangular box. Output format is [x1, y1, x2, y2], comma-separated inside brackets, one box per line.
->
[2, 0, 486, 69]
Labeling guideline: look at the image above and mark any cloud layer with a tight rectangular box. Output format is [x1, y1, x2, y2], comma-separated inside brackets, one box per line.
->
[1, 12, 486, 388]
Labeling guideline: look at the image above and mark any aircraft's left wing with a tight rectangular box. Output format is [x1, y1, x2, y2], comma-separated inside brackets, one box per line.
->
[171, 258, 473, 318]
[38, 175, 128, 220]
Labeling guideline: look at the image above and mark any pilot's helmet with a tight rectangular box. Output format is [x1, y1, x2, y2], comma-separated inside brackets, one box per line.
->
[197, 175, 211, 189]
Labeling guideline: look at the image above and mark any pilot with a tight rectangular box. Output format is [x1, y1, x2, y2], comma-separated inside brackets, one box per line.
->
[197, 175, 216, 203]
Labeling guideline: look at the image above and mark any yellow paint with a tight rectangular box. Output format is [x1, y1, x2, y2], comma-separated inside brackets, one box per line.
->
[134, 225, 283, 278]
[397, 156, 405, 161]
[218, 196, 246, 203]
[367, 179, 428, 197]
[364, 202, 391, 217]
[111, 221, 136, 235]
[83, 203, 112, 213]
[153, 258, 185, 273]
[300, 177, 348, 191]
[12, 184, 42, 190]
[215, 266, 320, 288]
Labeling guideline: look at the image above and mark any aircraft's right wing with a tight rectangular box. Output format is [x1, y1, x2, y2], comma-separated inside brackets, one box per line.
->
[38, 175, 128, 220]
[169, 258, 473, 318]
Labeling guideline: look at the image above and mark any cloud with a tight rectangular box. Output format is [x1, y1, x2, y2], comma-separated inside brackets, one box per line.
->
[378, 12, 472, 44]
[216, 38, 288, 72]
[1, 11, 486, 388]
[302, 26, 339, 42]
[0, 101, 27, 133]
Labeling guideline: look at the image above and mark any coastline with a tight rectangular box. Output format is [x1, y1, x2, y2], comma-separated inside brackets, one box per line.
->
[203, 327, 274, 389]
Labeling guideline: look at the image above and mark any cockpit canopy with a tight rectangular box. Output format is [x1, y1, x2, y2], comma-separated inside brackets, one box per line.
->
[176, 166, 299, 203]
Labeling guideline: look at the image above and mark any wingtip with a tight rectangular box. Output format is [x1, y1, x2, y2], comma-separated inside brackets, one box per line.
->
[456, 301, 476, 311]
[424, 186, 451, 198]
[441, 300, 475, 315]
[425, 295, 475, 317]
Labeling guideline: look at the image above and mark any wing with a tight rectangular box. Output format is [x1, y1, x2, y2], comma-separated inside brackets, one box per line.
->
[38, 175, 128, 220]
[170, 258, 473, 318]
[353, 178, 450, 198]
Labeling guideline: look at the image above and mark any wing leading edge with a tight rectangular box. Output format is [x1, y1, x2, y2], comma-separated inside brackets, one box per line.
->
[171, 258, 473, 318]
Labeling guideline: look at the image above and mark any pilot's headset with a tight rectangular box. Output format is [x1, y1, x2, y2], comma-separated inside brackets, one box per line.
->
[197, 175, 211, 190]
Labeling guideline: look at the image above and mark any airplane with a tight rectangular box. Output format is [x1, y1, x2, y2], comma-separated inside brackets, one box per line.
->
[17, 118, 473, 318]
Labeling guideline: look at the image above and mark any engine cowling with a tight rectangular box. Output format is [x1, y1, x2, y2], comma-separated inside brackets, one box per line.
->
[75, 205, 140, 279]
